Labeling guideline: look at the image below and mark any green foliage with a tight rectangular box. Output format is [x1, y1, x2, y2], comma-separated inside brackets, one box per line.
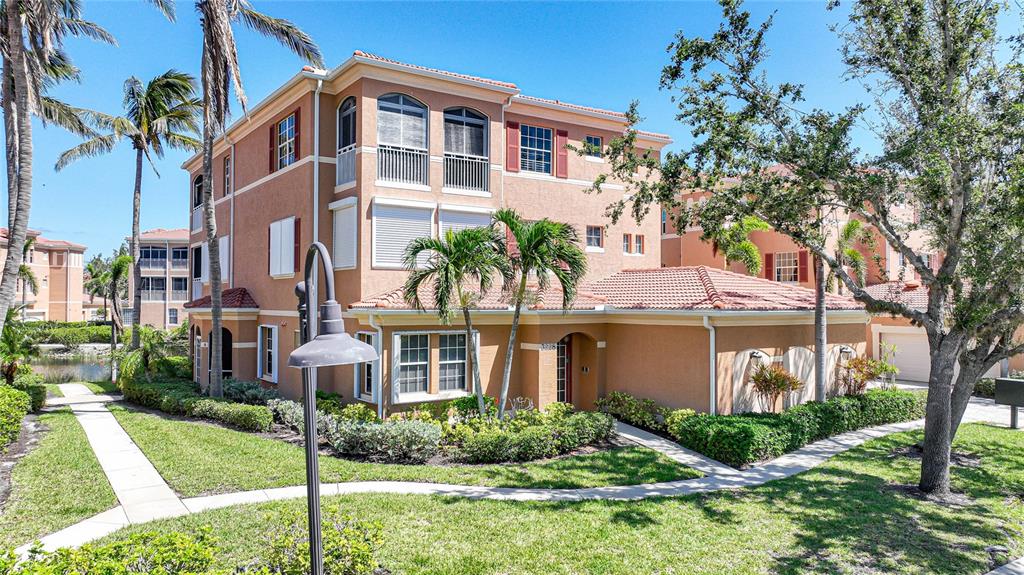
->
[315, 390, 345, 415]
[153, 355, 192, 380]
[29, 325, 114, 346]
[188, 399, 273, 433]
[750, 363, 804, 413]
[323, 419, 442, 464]
[974, 378, 995, 399]
[264, 504, 383, 575]
[454, 411, 614, 464]
[0, 309, 38, 385]
[337, 403, 378, 423]
[223, 379, 280, 405]
[840, 356, 899, 396]
[0, 385, 30, 452]
[670, 389, 927, 467]
[595, 391, 674, 432]
[121, 373, 272, 433]
[11, 372, 46, 412]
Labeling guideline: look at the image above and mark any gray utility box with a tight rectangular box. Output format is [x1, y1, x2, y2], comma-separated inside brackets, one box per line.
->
[995, 378, 1024, 429]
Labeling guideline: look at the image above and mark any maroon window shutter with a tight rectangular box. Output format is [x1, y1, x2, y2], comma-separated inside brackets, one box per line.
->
[294, 217, 302, 273]
[764, 253, 775, 280]
[293, 108, 301, 160]
[505, 121, 520, 172]
[269, 123, 277, 173]
[798, 250, 810, 283]
[555, 130, 569, 178]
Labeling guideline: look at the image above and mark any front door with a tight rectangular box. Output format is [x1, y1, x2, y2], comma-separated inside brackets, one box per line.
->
[557, 335, 572, 403]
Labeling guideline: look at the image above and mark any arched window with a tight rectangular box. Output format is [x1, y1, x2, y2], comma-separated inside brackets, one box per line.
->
[377, 93, 427, 150]
[338, 97, 356, 150]
[443, 107, 487, 158]
[192, 175, 204, 209]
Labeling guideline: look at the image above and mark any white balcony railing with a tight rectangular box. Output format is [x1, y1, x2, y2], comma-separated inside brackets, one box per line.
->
[170, 290, 188, 302]
[142, 290, 166, 302]
[192, 279, 203, 300]
[377, 145, 428, 186]
[140, 258, 166, 270]
[336, 144, 356, 187]
[444, 153, 489, 193]
[191, 207, 202, 232]
[171, 258, 188, 269]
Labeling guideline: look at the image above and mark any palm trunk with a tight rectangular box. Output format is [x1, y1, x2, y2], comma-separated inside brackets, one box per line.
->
[130, 147, 143, 349]
[462, 305, 487, 416]
[0, 7, 34, 339]
[918, 334, 962, 495]
[201, 51, 223, 398]
[20, 282, 26, 319]
[4, 56, 17, 231]
[498, 274, 528, 419]
[814, 255, 827, 401]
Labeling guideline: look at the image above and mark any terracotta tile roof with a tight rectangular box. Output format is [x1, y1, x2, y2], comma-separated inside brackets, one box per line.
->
[0, 227, 86, 250]
[184, 287, 259, 310]
[140, 228, 190, 241]
[352, 50, 518, 90]
[584, 267, 863, 311]
[515, 94, 627, 119]
[863, 281, 928, 313]
[350, 266, 863, 313]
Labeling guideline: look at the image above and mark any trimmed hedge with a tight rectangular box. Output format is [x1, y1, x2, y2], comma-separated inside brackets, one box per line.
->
[324, 419, 442, 464]
[0, 385, 30, 452]
[670, 389, 927, 468]
[152, 355, 192, 380]
[121, 376, 273, 432]
[30, 325, 119, 346]
[223, 378, 280, 405]
[188, 398, 273, 432]
[455, 411, 615, 464]
[12, 372, 46, 412]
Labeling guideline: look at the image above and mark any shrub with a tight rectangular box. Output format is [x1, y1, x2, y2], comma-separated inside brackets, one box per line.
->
[449, 394, 497, 417]
[121, 376, 200, 415]
[975, 378, 995, 398]
[12, 372, 45, 412]
[595, 391, 672, 432]
[840, 356, 898, 395]
[455, 411, 614, 464]
[337, 402, 378, 423]
[33, 325, 113, 347]
[152, 355, 192, 380]
[669, 389, 927, 467]
[750, 363, 804, 413]
[268, 398, 337, 435]
[0, 385, 30, 452]
[187, 399, 273, 432]
[223, 378, 280, 405]
[664, 408, 696, 432]
[264, 504, 383, 575]
[324, 419, 441, 464]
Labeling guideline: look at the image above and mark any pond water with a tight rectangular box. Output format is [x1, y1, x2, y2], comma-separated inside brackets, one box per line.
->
[32, 352, 111, 383]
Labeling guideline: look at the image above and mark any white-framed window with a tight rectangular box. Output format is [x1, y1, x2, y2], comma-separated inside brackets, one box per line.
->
[355, 332, 376, 399]
[921, 253, 933, 270]
[218, 235, 230, 280]
[635, 235, 645, 255]
[201, 242, 210, 282]
[192, 175, 204, 209]
[377, 93, 427, 150]
[775, 252, 798, 283]
[268, 217, 296, 277]
[622, 233, 632, 254]
[330, 198, 357, 270]
[223, 156, 231, 196]
[277, 114, 296, 169]
[372, 199, 433, 269]
[338, 97, 356, 149]
[439, 333, 468, 391]
[520, 124, 552, 173]
[168, 308, 178, 325]
[661, 209, 668, 235]
[396, 334, 429, 394]
[258, 324, 278, 383]
[586, 225, 604, 249]
[444, 107, 487, 157]
[584, 135, 602, 158]
[439, 207, 491, 236]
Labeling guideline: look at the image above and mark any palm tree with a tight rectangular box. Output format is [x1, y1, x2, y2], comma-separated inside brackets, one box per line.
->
[16, 236, 37, 319]
[827, 219, 872, 294]
[193, 0, 322, 398]
[107, 253, 132, 373]
[492, 209, 588, 418]
[0, 305, 35, 385]
[402, 226, 511, 416]
[710, 216, 771, 275]
[56, 70, 201, 349]
[84, 254, 110, 320]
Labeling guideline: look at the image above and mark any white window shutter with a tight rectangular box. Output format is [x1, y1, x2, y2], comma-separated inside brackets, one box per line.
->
[280, 217, 295, 273]
[440, 209, 491, 235]
[333, 205, 358, 269]
[373, 205, 432, 268]
[269, 221, 281, 276]
[218, 235, 230, 280]
[201, 242, 210, 282]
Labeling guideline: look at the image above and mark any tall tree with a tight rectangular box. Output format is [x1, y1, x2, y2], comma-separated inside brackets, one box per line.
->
[55, 69, 201, 349]
[84, 253, 110, 319]
[402, 226, 511, 416]
[107, 252, 131, 359]
[491, 209, 588, 418]
[193, 0, 322, 398]
[592, 0, 1024, 496]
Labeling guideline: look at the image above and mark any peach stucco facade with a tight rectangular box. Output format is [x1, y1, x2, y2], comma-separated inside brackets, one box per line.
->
[1, 229, 85, 322]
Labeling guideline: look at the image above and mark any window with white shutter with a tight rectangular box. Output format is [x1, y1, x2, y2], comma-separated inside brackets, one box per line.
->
[200, 242, 210, 283]
[268, 217, 295, 277]
[331, 199, 358, 270]
[218, 235, 230, 280]
[372, 201, 433, 269]
[439, 208, 491, 236]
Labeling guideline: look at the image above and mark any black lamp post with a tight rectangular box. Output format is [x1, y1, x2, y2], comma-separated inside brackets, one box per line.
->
[287, 242, 378, 575]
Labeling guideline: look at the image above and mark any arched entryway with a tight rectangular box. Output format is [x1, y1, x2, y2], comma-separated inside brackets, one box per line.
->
[207, 328, 233, 380]
[555, 332, 601, 410]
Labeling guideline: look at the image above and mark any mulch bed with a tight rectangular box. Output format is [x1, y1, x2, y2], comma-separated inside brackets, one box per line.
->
[0, 414, 45, 512]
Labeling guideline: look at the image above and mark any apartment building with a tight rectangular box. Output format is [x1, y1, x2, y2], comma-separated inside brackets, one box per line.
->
[123, 228, 190, 329]
[184, 52, 870, 416]
[0, 228, 85, 321]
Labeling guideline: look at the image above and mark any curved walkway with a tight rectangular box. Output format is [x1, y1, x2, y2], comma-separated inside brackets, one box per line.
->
[18, 385, 1020, 575]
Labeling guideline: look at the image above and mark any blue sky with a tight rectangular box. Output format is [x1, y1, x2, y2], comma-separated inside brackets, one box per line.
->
[11, 1, 870, 259]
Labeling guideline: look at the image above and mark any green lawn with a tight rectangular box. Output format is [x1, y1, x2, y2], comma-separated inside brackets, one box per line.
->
[84, 380, 119, 395]
[0, 409, 117, 549]
[44, 384, 62, 398]
[99, 424, 1024, 574]
[110, 406, 700, 497]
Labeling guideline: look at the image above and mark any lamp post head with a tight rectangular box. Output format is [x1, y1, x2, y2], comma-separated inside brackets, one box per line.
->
[288, 300, 379, 368]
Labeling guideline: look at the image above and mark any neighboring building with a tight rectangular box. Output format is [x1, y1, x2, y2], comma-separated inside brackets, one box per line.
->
[184, 52, 869, 415]
[124, 228, 190, 330]
[0, 228, 86, 321]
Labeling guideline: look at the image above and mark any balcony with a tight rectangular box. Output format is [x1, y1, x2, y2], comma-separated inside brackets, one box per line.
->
[171, 258, 188, 269]
[142, 290, 166, 302]
[192, 279, 203, 300]
[170, 289, 188, 302]
[336, 144, 356, 187]
[140, 258, 166, 270]
[443, 153, 489, 194]
[377, 145, 428, 187]
[191, 207, 202, 232]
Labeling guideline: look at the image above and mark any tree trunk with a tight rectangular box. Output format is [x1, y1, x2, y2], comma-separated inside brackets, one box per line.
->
[130, 147, 143, 349]
[918, 335, 962, 495]
[814, 256, 827, 402]
[4, 56, 17, 234]
[462, 306, 487, 416]
[949, 345, 999, 441]
[0, 8, 34, 338]
[497, 274, 528, 419]
[201, 50, 223, 398]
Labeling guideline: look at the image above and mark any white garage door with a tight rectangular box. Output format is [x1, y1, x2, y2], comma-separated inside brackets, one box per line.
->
[880, 330, 1001, 383]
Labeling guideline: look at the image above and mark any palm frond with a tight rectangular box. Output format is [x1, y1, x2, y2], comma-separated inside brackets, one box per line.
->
[54, 133, 120, 170]
[60, 18, 117, 45]
[143, 0, 176, 22]
[235, 5, 324, 67]
[38, 96, 96, 137]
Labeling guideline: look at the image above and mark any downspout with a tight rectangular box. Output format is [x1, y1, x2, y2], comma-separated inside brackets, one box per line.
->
[703, 315, 717, 415]
[368, 311, 384, 419]
[312, 78, 323, 242]
[228, 137, 235, 288]
[65, 249, 70, 321]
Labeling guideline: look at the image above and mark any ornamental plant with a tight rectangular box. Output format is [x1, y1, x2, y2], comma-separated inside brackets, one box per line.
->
[840, 356, 898, 396]
[750, 363, 803, 414]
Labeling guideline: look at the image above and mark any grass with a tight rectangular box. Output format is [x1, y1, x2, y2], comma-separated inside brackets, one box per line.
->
[109, 406, 700, 497]
[98, 423, 1024, 574]
[0, 409, 117, 549]
[83, 380, 118, 395]
[43, 384, 62, 398]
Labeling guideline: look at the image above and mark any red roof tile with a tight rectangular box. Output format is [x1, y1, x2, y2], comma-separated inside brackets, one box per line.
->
[353, 50, 518, 90]
[351, 281, 608, 312]
[0, 227, 86, 250]
[514, 94, 627, 119]
[184, 287, 259, 310]
[140, 228, 189, 241]
[863, 281, 928, 313]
